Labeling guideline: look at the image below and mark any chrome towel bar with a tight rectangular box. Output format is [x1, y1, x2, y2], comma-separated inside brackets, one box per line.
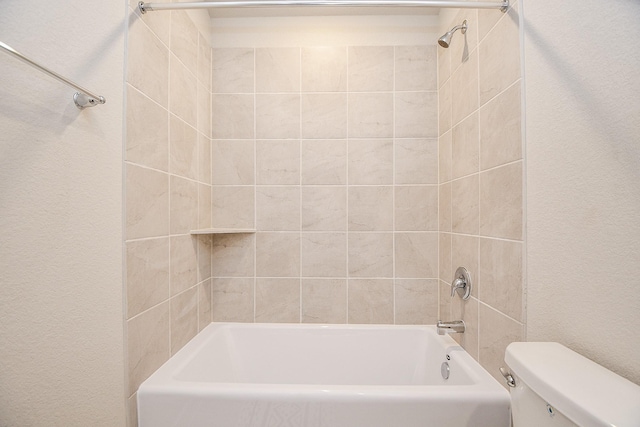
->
[0, 41, 106, 109]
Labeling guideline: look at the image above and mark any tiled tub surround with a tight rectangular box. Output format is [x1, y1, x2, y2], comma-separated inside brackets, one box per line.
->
[124, 5, 213, 425]
[210, 45, 441, 326]
[438, 3, 525, 384]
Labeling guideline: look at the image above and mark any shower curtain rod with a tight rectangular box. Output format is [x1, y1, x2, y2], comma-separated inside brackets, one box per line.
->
[0, 41, 106, 109]
[138, 0, 509, 13]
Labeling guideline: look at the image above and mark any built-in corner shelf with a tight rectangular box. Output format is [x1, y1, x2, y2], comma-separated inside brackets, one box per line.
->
[190, 228, 256, 235]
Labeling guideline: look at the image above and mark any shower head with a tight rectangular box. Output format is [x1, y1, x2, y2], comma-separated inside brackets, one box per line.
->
[438, 20, 467, 49]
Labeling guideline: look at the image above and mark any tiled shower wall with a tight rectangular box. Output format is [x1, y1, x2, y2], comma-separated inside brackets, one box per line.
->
[438, 3, 524, 383]
[209, 45, 441, 325]
[124, 4, 212, 424]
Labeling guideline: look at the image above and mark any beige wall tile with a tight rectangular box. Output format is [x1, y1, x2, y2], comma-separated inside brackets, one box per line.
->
[348, 46, 394, 92]
[301, 93, 347, 139]
[301, 186, 347, 231]
[170, 235, 198, 296]
[479, 303, 524, 383]
[211, 94, 254, 139]
[197, 235, 212, 283]
[126, 237, 170, 319]
[302, 279, 347, 323]
[170, 176, 198, 234]
[130, 0, 170, 46]
[301, 233, 347, 277]
[348, 93, 393, 138]
[451, 51, 479, 126]
[170, 287, 198, 354]
[439, 233, 452, 282]
[451, 174, 479, 235]
[348, 279, 393, 324]
[127, 15, 169, 108]
[395, 233, 438, 278]
[394, 139, 438, 185]
[255, 278, 300, 322]
[439, 130, 452, 183]
[301, 140, 347, 185]
[256, 94, 301, 139]
[126, 164, 169, 240]
[212, 140, 255, 185]
[170, 11, 198, 75]
[256, 48, 300, 93]
[477, 6, 504, 43]
[256, 186, 301, 231]
[256, 233, 300, 277]
[126, 85, 168, 171]
[451, 112, 479, 180]
[395, 279, 439, 324]
[211, 186, 255, 229]
[395, 46, 437, 91]
[348, 186, 393, 231]
[451, 234, 479, 297]
[212, 48, 254, 93]
[439, 182, 452, 232]
[197, 82, 210, 137]
[348, 233, 393, 277]
[439, 79, 452, 135]
[451, 296, 479, 360]
[301, 47, 347, 92]
[127, 393, 138, 427]
[169, 115, 198, 180]
[211, 234, 255, 277]
[348, 139, 393, 185]
[169, 55, 197, 128]
[479, 162, 522, 240]
[256, 140, 300, 185]
[211, 278, 254, 322]
[197, 33, 211, 90]
[479, 238, 523, 321]
[438, 280, 451, 321]
[438, 182, 452, 232]
[127, 301, 170, 395]
[198, 279, 212, 330]
[198, 183, 212, 229]
[479, 82, 522, 170]
[478, 4, 521, 106]
[395, 186, 438, 231]
[198, 134, 211, 184]
[395, 91, 438, 138]
[437, 40, 451, 89]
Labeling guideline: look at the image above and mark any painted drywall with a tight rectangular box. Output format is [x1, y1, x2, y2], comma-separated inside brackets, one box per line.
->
[0, 1, 126, 425]
[209, 15, 439, 47]
[523, 0, 640, 385]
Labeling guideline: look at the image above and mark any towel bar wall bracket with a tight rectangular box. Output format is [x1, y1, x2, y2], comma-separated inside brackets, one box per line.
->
[0, 41, 106, 109]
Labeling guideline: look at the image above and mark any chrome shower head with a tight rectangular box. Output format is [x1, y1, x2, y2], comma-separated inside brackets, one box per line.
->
[438, 20, 467, 48]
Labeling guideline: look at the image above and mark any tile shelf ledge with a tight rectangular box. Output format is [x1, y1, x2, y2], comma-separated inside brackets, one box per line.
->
[190, 228, 256, 235]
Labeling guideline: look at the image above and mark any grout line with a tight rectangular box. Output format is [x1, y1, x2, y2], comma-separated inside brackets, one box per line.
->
[252, 47, 257, 323]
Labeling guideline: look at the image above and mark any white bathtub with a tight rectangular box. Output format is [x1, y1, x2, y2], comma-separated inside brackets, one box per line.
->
[138, 323, 510, 427]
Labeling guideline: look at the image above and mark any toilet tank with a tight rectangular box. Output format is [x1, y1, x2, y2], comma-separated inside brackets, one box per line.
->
[504, 342, 640, 427]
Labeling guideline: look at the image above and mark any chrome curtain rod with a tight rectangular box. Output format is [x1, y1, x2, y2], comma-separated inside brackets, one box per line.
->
[0, 41, 106, 109]
[139, 0, 509, 13]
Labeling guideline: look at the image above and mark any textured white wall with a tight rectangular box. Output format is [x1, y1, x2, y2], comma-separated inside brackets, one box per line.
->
[0, 1, 126, 425]
[523, 0, 640, 384]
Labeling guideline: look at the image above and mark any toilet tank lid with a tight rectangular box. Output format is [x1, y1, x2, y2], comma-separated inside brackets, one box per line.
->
[505, 342, 640, 427]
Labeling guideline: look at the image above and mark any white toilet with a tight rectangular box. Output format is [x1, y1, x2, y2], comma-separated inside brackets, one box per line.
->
[504, 342, 640, 426]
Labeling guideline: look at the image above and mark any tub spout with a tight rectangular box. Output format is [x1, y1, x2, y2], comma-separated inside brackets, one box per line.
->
[437, 320, 465, 335]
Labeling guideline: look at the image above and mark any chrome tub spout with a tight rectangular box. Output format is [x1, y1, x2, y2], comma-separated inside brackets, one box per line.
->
[437, 320, 465, 335]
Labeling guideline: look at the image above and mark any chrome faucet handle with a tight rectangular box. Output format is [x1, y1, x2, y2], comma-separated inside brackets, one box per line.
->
[451, 267, 472, 300]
